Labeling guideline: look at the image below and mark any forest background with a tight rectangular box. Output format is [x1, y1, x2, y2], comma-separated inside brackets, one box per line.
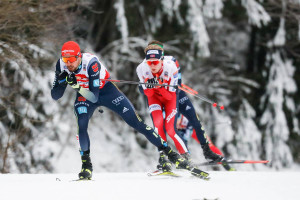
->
[0, 0, 299, 173]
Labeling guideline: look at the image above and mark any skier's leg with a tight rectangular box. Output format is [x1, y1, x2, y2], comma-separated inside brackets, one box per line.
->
[74, 96, 98, 151]
[98, 83, 199, 172]
[178, 90, 224, 162]
[191, 129, 223, 155]
[147, 97, 167, 141]
[99, 82, 165, 148]
[146, 98, 173, 171]
[74, 95, 98, 179]
[193, 131, 236, 171]
[178, 90, 208, 144]
[164, 99, 189, 154]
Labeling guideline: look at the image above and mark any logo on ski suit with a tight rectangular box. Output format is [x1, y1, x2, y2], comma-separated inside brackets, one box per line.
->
[112, 96, 124, 105]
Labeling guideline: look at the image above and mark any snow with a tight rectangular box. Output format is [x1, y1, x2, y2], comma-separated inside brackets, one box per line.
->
[272, 18, 286, 46]
[242, 0, 271, 27]
[114, 0, 129, 52]
[260, 51, 297, 168]
[161, 0, 178, 20]
[1, 171, 300, 200]
[187, 0, 211, 57]
[203, 0, 223, 19]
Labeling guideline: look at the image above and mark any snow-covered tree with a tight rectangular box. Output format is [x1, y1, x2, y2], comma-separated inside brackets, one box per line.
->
[1, 0, 299, 173]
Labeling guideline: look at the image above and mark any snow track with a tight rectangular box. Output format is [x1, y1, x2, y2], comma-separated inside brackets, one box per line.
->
[1, 171, 299, 200]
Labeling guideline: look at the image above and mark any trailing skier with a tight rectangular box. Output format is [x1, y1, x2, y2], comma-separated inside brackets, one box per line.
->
[137, 40, 228, 172]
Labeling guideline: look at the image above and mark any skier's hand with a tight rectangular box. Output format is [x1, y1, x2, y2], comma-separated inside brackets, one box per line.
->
[145, 78, 158, 88]
[57, 71, 68, 85]
[66, 73, 77, 86]
[66, 73, 81, 91]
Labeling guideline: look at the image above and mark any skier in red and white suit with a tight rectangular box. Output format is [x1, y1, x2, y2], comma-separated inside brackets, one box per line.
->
[136, 46, 189, 156]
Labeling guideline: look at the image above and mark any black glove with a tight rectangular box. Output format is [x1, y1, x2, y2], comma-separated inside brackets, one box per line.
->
[66, 73, 77, 86]
[57, 71, 68, 86]
[145, 78, 159, 88]
[66, 73, 81, 91]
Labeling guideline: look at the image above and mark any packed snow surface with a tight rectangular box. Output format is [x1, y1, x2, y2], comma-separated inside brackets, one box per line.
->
[1, 171, 300, 200]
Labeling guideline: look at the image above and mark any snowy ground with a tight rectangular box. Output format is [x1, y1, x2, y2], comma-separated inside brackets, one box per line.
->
[1, 171, 300, 200]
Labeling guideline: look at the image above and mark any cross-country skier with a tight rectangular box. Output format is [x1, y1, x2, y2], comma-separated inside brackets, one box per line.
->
[51, 41, 200, 180]
[137, 40, 226, 172]
[136, 43, 191, 172]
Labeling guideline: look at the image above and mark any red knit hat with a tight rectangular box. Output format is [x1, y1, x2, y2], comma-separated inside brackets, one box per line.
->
[61, 41, 81, 57]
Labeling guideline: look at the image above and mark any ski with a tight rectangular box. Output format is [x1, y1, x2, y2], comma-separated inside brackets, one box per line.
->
[147, 170, 181, 177]
[197, 160, 269, 166]
[71, 178, 94, 182]
[190, 168, 210, 180]
[148, 168, 210, 180]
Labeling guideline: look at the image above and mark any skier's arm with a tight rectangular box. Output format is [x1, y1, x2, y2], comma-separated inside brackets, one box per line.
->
[171, 57, 182, 86]
[158, 67, 178, 100]
[84, 61, 100, 103]
[168, 67, 178, 92]
[66, 62, 100, 103]
[136, 66, 154, 97]
[138, 85, 145, 95]
[136, 66, 147, 90]
[51, 60, 67, 100]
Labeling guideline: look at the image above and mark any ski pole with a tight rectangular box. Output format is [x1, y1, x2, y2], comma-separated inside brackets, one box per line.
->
[178, 86, 224, 110]
[100, 79, 177, 88]
[101, 79, 224, 110]
[179, 83, 224, 110]
[181, 84, 198, 95]
[197, 160, 270, 166]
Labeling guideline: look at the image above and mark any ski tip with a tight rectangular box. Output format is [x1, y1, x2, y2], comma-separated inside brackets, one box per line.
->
[147, 170, 181, 177]
[191, 168, 210, 180]
[71, 178, 93, 182]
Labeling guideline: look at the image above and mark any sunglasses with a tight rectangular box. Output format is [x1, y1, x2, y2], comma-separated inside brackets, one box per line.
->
[61, 56, 78, 63]
[146, 60, 161, 66]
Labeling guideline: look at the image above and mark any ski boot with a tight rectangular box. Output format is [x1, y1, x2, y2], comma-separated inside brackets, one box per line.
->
[157, 151, 172, 172]
[164, 146, 210, 179]
[221, 162, 236, 171]
[160, 146, 191, 170]
[202, 143, 236, 171]
[78, 150, 93, 180]
[159, 146, 210, 180]
[181, 152, 195, 168]
[201, 143, 224, 162]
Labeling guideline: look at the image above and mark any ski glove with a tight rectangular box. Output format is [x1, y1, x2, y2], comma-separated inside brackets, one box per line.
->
[57, 71, 68, 86]
[66, 73, 81, 91]
[145, 78, 159, 88]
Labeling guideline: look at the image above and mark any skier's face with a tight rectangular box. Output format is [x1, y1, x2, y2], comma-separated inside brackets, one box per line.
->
[63, 56, 82, 72]
[147, 58, 162, 73]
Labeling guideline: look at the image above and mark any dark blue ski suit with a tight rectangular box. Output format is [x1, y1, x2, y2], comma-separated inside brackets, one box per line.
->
[51, 53, 166, 153]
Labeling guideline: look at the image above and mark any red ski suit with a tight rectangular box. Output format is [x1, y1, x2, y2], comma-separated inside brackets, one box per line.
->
[137, 58, 189, 154]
